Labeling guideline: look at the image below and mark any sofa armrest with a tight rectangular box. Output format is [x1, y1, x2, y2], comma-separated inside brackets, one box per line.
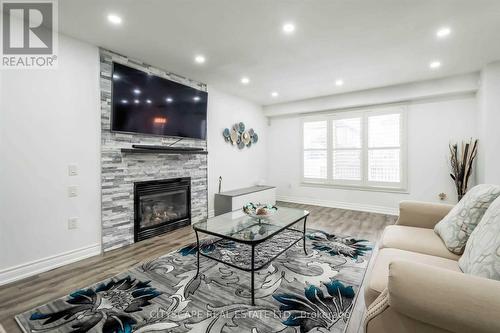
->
[396, 201, 453, 229]
[387, 261, 500, 333]
[364, 288, 390, 327]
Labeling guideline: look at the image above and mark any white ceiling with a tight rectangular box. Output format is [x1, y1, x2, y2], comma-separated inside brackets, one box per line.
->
[58, 0, 500, 106]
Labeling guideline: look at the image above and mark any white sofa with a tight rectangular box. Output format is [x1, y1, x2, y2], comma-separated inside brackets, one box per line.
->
[363, 201, 500, 333]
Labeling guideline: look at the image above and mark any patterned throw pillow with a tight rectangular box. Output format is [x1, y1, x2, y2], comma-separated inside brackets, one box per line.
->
[459, 196, 500, 280]
[434, 184, 500, 255]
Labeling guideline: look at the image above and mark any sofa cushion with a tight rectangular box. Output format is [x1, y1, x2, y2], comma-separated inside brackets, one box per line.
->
[459, 196, 500, 280]
[434, 184, 500, 255]
[364, 248, 461, 307]
[379, 225, 460, 260]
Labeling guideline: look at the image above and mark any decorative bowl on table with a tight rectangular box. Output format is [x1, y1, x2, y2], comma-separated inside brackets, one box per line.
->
[242, 203, 278, 220]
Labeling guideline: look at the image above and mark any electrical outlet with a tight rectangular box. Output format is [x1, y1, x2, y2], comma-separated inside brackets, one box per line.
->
[68, 164, 78, 176]
[68, 186, 78, 197]
[68, 217, 79, 230]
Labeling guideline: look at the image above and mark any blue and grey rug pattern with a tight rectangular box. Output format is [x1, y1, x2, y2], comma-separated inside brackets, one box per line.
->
[15, 230, 372, 333]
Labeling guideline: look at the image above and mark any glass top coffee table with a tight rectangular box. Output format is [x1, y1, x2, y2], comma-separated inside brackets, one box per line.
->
[192, 206, 309, 305]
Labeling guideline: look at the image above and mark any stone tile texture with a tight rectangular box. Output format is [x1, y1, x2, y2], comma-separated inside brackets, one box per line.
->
[100, 49, 208, 251]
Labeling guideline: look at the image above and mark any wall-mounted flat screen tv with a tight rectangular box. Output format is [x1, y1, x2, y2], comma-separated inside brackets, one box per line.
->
[111, 62, 208, 140]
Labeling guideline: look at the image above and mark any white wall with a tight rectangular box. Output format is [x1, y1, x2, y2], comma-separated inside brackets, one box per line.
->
[477, 61, 500, 185]
[207, 88, 268, 215]
[0, 35, 101, 283]
[267, 95, 478, 215]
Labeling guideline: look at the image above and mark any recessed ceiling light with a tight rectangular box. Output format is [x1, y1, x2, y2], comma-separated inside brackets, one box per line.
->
[429, 61, 441, 69]
[335, 79, 344, 86]
[107, 14, 122, 25]
[271, 91, 279, 97]
[193, 96, 200, 102]
[134, 99, 140, 104]
[166, 97, 173, 103]
[241, 77, 250, 85]
[436, 27, 451, 38]
[133, 88, 141, 95]
[146, 99, 152, 104]
[282, 22, 295, 34]
[194, 55, 206, 64]
[121, 99, 128, 104]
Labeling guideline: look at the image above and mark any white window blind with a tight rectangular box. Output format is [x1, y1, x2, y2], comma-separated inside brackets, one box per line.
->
[302, 108, 406, 190]
[303, 120, 327, 179]
[367, 113, 401, 184]
[332, 117, 362, 181]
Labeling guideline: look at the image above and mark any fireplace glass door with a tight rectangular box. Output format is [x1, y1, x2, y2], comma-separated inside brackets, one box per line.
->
[139, 190, 188, 229]
[134, 177, 191, 242]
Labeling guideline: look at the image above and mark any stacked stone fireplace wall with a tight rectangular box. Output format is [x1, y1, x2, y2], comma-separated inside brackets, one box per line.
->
[100, 49, 208, 251]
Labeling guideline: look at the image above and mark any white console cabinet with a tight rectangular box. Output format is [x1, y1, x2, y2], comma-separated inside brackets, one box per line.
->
[214, 185, 276, 216]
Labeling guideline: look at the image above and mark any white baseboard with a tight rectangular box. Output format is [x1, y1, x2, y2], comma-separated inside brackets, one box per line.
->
[0, 244, 102, 286]
[276, 195, 398, 215]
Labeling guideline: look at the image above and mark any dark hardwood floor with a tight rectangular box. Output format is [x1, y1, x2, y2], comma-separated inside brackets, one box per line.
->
[0, 202, 396, 332]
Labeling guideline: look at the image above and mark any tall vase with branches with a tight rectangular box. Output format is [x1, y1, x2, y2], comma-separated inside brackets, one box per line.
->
[449, 138, 478, 201]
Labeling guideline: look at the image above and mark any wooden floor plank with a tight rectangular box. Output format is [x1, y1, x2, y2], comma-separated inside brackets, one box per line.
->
[0, 202, 396, 332]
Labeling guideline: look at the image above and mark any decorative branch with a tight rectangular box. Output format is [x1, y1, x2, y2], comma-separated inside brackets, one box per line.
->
[449, 138, 478, 200]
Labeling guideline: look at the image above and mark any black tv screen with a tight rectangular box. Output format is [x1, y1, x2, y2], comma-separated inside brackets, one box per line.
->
[111, 62, 207, 140]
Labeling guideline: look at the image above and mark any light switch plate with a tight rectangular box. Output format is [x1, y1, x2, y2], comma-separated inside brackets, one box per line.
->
[68, 217, 79, 230]
[68, 186, 78, 197]
[68, 164, 78, 176]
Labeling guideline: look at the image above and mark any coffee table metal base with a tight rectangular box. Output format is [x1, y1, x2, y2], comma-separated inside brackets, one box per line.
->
[193, 216, 308, 306]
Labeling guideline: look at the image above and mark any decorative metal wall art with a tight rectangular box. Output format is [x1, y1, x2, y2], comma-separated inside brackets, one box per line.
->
[222, 122, 258, 149]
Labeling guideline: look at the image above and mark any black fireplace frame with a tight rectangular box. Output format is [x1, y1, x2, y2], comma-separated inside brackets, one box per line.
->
[134, 177, 191, 242]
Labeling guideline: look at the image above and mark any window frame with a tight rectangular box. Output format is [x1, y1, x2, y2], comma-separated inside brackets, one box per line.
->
[301, 106, 408, 192]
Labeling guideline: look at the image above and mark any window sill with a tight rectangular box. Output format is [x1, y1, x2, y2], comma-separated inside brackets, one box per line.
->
[300, 181, 409, 194]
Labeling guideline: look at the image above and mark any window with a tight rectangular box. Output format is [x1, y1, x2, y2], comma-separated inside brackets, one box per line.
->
[303, 120, 327, 179]
[302, 107, 406, 190]
[368, 113, 401, 184]
[332, 117, 362, 181]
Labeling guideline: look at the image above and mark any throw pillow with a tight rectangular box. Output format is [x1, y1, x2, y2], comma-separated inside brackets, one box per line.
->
[434, 184, 500, 254]
[459, 196, 500, 280]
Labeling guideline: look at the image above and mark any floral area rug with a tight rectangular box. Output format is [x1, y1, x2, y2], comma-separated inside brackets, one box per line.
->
[15, 230, 372, 333]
